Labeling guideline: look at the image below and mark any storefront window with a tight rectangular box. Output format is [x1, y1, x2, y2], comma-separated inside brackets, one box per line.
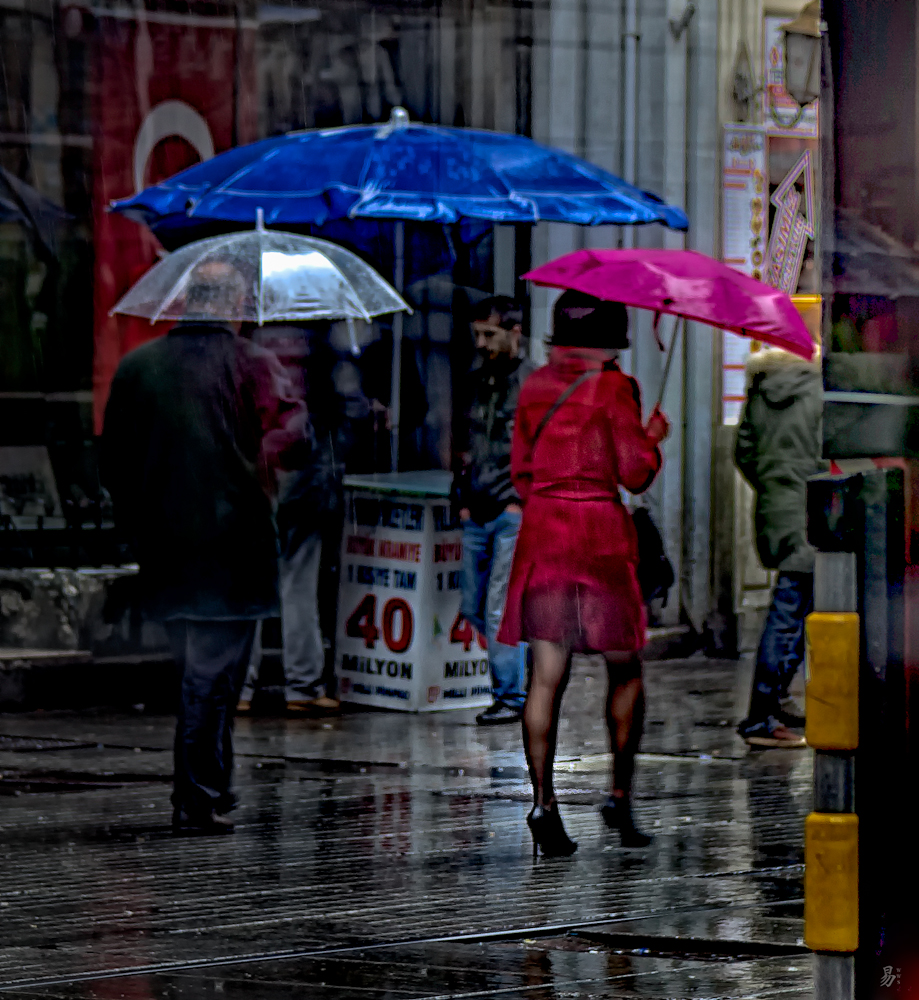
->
[825, 0, 919, 455]
[0, 1, 529, 560]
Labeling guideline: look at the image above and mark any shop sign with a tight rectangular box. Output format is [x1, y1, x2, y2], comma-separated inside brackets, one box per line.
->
[721, 124, 767, 424]
[765, 150, 816, 294]
[336, 495, 492, 713]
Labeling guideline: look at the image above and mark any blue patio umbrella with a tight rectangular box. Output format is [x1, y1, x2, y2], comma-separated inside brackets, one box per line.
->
[111, 107, 689, 233]
[111, 108, 689, 466]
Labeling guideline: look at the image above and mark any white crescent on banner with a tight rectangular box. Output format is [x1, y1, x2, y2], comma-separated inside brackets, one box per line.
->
[133, 100, 215, 193]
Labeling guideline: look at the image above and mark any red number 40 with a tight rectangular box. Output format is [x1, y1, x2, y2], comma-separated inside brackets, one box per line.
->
[346, 595, 414, 653]
[449, 613, 488, 652]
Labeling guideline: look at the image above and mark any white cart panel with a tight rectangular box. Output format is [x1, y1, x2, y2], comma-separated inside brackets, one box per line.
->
[335, 472, 493, 712]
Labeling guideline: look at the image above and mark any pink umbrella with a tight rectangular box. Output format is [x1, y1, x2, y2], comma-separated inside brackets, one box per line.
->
[523, 248, 815, 360]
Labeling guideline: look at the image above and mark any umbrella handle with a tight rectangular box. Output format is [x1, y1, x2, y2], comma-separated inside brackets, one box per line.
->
[655, 316, 684, 411]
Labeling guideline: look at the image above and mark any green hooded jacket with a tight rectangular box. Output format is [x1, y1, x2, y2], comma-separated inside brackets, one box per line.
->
[734, 350, 825, 574]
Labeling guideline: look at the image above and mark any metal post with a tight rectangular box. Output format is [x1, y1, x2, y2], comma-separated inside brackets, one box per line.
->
[814, 953, 855, 999]
[620, 0, 638, 253]
[390, 220, 404, 472]
[514, 223, 532, 343]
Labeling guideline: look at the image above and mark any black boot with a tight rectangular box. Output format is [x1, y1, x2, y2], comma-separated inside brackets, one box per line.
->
[527, 804, 578, 859]
[600, 796, 652, 848]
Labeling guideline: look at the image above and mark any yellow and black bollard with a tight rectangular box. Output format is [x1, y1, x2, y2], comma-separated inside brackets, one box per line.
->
[805, 605, 859, 989]
[802, 522, 860, 996]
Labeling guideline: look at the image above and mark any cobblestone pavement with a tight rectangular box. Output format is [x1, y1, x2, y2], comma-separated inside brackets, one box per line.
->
[0, 656, 811, 998]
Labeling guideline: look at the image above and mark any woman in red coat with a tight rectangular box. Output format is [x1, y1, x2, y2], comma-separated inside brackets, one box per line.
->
[497, 290, 669, 858]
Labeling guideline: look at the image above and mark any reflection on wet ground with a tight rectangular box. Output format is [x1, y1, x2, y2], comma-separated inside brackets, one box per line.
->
[0, 657, 812, 998]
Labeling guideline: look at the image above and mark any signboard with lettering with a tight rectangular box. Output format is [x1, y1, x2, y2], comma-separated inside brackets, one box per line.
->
[335, 487, 492, 712]
[721, 124, 767, 424]
[765, 149, 816, 295]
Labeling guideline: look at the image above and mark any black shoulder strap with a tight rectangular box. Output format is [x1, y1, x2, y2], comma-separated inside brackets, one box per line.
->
[531, 369, 600, 449]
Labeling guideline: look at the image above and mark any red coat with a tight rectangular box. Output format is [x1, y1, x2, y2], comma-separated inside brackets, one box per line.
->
[497, 347, 662, 653]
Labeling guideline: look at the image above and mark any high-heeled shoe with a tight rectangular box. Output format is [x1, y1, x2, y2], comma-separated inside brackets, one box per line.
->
[527, 804, 578, 859]
[600, 796, 652, 848]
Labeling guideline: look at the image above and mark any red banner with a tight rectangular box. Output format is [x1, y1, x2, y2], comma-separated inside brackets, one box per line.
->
[92, 11, 256, 432]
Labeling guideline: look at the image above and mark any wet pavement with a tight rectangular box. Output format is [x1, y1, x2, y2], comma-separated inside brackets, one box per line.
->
[0, 656, 811, 998]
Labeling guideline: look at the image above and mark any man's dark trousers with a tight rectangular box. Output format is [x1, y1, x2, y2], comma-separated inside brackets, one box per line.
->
[166, 620, 257, 819]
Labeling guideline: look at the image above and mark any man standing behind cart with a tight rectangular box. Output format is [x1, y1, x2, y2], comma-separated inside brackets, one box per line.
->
[455, 296, 533, 725]
[239, 321, 366, 714]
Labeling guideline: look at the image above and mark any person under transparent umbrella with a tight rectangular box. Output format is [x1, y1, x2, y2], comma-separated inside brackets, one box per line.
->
[101, 259, 310, 834]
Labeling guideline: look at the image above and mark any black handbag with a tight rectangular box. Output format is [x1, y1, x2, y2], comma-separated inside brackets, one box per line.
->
[630, 506, 675, 605]
[530, 370, 675, 606]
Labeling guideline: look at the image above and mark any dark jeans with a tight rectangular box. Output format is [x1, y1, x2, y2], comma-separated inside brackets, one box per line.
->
[166, 619, 257, 818]
[739, 572, 813, 734]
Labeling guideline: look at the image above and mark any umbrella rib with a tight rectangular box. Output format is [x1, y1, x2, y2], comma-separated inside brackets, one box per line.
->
[190, 147, 284, 214]
[306, 238, 410, 316]
[148, 253, 209, 325]
[322, 253, 374, 322]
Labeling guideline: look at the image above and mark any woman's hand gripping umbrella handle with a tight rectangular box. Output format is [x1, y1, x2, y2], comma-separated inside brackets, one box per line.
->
[646, 404, 671, 444]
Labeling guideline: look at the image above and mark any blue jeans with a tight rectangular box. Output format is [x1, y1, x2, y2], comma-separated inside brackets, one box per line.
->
[739, 572, 813, 733]
[461, 509, 525, 709]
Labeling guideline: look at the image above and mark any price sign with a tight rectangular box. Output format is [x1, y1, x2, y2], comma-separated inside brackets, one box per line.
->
[335, 488, 494, 713]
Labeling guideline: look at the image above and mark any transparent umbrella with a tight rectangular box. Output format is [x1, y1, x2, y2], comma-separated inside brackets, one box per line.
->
[111, 213, 410, 334]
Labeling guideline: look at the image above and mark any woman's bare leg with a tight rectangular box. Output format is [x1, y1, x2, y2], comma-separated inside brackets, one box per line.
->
[523, 639, 571, 807]
[603, 653, 645, 800]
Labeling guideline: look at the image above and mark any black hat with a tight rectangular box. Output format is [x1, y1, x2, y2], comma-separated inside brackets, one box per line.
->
[551, 290, 629, 349]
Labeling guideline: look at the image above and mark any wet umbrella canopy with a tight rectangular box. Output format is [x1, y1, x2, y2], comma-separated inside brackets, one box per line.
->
[525, 248, 816, 360]
[111, 108, 690, 233]
[0, 166, 70, 261]
[111, 221, 409, 326]
[110, 108, 688, 468]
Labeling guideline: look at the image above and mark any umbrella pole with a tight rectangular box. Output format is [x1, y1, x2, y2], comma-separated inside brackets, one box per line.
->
[655, 315, 684, 411]
[390, 220, 404, 471]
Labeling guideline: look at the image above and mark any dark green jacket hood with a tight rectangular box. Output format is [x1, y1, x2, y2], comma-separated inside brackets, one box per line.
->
[734, 350, 825, 573]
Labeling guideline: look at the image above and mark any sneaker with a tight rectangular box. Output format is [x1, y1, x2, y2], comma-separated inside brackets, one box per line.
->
[236, 700, 252, 714]
[476, 702, 523, 725]
[741, 721, 807, 748]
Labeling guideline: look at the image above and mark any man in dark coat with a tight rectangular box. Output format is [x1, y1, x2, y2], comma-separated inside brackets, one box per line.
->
[101, 260, 308, 833]
[454, 296, 533, 725]
[735, 346, 824, 748]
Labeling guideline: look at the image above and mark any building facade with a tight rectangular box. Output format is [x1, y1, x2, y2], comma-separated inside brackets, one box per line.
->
[713, 0, 821, 653]
[0, 0, 763, 647]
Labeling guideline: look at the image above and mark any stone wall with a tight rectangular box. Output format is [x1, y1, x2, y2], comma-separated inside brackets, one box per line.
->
[0, 568, 169, 656]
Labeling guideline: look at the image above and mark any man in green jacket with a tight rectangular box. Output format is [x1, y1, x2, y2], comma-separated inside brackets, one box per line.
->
[735, 346, 824, 748]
